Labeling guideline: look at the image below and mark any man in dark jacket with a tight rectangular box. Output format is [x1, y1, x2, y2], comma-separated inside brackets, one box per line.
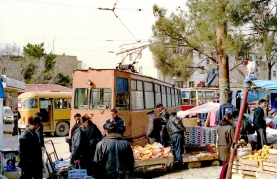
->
[34, 112, 44, 148]
[103, 109, 126, 137]
[69, 113, 81, 152]
[156, 103, 170, 147]
[253, 99, 267, 150]
[19, 116, 43, 179]
[146, 110, 162, 144]
[94, 123, 134, 179]
[166, 115, 186, 165]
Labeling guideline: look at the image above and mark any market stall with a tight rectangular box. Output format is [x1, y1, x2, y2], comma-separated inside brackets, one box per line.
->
[177, 102, 220, 166]
[132, 143, 174, 173]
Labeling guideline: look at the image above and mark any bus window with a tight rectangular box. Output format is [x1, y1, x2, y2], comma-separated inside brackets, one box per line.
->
[167, 87, 172, 107]
[181, 91, 190, 98]
[155, 84, 161, 105]
[54, 99, 67, 109]
[90, 88, 111, 110]
[132, 80, 144, 110]
[23, 99, 37, 108]
[67, 99, 71, 108]
[161, 86, 167, 107]
[116, 77, 130, 110]
[74, 88, 88, 109]
[144, 82, 154, 109]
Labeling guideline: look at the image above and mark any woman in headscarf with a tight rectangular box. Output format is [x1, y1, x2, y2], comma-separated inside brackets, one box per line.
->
[217, 113, 234, 179]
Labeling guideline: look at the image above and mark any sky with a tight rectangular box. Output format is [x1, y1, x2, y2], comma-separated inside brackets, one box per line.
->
[0, 0, 188, 69]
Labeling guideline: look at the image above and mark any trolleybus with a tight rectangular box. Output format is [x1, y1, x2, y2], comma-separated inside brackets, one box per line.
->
[68, 68, 181, 146]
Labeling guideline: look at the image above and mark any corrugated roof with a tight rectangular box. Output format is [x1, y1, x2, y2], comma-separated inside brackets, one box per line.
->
[20, 84, 72, 93]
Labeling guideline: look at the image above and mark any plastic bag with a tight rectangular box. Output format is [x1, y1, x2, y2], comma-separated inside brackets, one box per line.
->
[68, 165, 87, 179]
[237, 148, 252, 159]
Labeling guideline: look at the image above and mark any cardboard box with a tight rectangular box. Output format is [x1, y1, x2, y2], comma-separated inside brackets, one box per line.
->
[182, 119, 198, 126]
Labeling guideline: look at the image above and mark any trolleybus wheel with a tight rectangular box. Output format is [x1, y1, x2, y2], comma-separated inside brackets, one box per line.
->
[55, 122, 69, 137]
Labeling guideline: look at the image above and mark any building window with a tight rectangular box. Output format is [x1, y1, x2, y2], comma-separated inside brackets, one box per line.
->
[129, 54, 132, 61]
[174, 81, 183, 88]
[273, 70, 276, 77]
[199, 53, 204, 59]
[189, 81, 195, 88]
[139, 66, 143, 75]
[199, 66, 204, 74]
[138, 52, 142, 59]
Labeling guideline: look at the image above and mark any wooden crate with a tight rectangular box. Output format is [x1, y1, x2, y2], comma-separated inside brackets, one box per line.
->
[260, 160, 277, 173]
[239, 159, 260, 167]
[232, 159, 242, 174]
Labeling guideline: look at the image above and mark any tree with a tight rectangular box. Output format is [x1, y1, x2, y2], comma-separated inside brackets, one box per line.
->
[21, 43, 73, 87]
[0, 43, 21, 76]
[150, 1, 259, 103]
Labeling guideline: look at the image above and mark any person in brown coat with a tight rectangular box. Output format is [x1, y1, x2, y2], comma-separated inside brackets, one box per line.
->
[146, 110, 162, 144]
[217, 113, 235, 179]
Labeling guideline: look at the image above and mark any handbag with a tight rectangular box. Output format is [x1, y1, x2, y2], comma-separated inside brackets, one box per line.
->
[68, 164, 87, 179]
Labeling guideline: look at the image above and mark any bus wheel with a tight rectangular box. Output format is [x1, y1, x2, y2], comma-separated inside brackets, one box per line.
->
[55, 122, 69, 137]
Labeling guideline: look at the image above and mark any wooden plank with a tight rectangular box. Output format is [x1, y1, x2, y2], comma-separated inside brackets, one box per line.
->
[256, 170, 277, 179]
[241, 164, 262, 172]
[232, 168, 242, 174]
[241, 170, 256, 176]
[239, 159, 259, 167]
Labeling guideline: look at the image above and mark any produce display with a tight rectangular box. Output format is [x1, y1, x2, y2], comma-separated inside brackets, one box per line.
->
[132, 143, 171, 160]
[247, 145, 270, 161]
[237, 139, 252, 149]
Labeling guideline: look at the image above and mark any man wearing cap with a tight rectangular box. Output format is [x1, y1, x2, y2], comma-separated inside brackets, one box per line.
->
[146, 110, 162, 144]
[166, 114, 186, 166]
[19, 116, 44, 179]
[156, 103, 170, 147]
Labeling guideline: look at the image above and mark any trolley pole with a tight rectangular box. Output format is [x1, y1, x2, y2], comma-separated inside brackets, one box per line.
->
[226, 88, 248, 179]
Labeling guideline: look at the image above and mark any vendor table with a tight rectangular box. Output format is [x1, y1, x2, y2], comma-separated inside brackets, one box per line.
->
[134, 155, 174, 173]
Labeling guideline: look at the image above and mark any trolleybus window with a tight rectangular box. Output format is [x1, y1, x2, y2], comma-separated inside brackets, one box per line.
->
[116, 77, 129, 110]
[74, 88, 88, 109]
[167, 87, 172, 107]
[161, 86, 167, 107]
[90, 88, 111, 110]
[144, 82, 154, 109]
[131, 80, 144, 110]
[155, 84, 161, 105]
[171, 88, 176, 106]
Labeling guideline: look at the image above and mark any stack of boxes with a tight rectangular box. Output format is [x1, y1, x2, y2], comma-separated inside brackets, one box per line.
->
[184, 126, 217, 146]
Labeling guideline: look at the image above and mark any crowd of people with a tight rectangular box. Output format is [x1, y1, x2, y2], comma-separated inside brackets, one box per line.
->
[18, 98, 268, 179]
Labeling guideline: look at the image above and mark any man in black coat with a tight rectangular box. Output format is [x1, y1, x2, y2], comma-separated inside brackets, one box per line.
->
[253, 99, 267, 150]
[156, 103, 170, 147]
[166, 115, 186, 165]
[19, 116, 43, 179]
[94, 123, 134, 179]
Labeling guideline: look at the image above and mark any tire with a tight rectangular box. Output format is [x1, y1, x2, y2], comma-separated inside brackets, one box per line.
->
[55, 122, 69, 137]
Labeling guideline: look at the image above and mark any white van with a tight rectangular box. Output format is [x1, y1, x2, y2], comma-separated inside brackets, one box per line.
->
[3, 106, 14, 124]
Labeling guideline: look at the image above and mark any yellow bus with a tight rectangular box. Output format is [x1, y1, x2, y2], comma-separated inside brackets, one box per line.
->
[18, 91, 72, 136]
[68, 68, 181, 146]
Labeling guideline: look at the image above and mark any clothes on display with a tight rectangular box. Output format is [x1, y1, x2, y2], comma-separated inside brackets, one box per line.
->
[216, 103, 236, 124]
